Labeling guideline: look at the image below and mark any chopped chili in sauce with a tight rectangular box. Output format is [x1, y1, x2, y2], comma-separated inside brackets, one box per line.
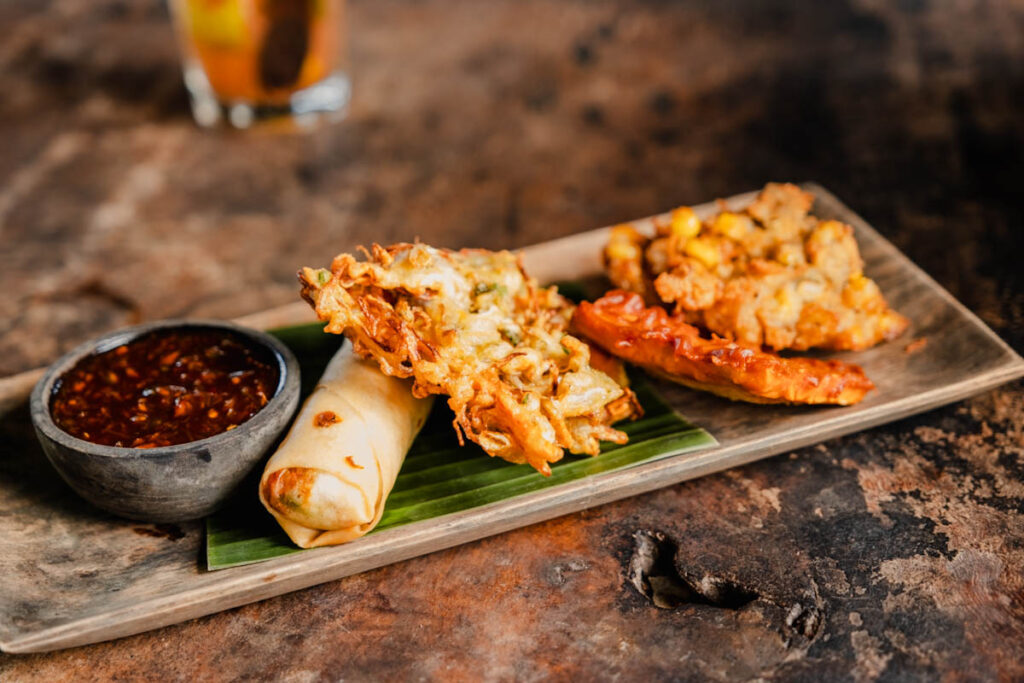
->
[50, 329, 279, 448]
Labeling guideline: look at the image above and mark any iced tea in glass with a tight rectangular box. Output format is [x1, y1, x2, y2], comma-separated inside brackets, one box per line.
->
[169, 0, 350, 129]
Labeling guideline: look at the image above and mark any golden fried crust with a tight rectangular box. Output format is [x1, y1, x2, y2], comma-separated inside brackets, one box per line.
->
[603, 183, 909, 351]
[573, 291, 875, 406]
[604, 225, 658, 303]
[299, 243, 640, 475]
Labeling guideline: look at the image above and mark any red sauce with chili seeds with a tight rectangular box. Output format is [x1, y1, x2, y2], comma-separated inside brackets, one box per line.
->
[50, 329, 279, 448]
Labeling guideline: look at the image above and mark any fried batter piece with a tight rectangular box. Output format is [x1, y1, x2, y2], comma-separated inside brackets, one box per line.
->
[573, 290, 875, 405]
[299, 243, 641, 475]
[604, 183, 909, 351]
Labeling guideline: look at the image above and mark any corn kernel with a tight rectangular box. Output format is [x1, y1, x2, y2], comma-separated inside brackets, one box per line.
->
[775, 243, 805, 267]
[773, 287, 797, 315]
[847, 274, 869, 290]
[712, 212, 751, 240]
[606, 242, 639, 261]
[842, 274, 879, 309]
[684, 238, 720, 268]
[670, 207, 701, 239]
[610, 225, 636, 239]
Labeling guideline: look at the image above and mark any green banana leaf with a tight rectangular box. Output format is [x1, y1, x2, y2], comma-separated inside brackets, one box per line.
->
[206, 321, 716, 570]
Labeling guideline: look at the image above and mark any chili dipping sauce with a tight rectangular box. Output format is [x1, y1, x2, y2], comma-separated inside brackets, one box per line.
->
[50, 328, 280, 448]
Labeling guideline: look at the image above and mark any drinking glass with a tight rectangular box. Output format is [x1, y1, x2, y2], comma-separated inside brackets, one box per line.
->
[168, 0, 350, 129]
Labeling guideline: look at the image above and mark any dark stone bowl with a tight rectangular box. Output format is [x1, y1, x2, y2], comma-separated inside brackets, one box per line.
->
[30, 320, 300, 523]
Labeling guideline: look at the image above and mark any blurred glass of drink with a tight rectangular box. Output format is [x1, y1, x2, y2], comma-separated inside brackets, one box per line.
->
[168, 0, 350, 129]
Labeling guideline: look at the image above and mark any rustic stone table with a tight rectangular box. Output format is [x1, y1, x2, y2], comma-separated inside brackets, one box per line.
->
[2, 0, 1022, 679]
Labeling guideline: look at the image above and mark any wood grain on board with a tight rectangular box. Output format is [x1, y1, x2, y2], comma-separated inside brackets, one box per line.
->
[0, 186, 1020, 654]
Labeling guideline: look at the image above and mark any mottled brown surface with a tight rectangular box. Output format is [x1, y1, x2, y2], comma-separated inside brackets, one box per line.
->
[1, 0, 1022, 680]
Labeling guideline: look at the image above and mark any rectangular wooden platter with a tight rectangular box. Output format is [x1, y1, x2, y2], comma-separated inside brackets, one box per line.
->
[1, 184, 1021, 654]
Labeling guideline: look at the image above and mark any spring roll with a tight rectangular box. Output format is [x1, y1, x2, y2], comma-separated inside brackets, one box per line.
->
[259, 343, 433, 548]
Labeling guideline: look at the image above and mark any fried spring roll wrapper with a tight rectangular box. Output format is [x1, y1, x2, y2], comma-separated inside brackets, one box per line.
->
[259, 344, 433, 548]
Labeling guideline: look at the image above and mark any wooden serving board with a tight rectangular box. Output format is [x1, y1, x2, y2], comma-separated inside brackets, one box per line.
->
[1, 184, 1021, 654]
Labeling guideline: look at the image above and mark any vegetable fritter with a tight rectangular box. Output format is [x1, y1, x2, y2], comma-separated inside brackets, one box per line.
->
[604, 183, 908, 351]
[299, 243, 640, 475]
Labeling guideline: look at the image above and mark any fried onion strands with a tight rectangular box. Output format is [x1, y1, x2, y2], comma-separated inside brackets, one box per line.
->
[300, 243, 640, 475]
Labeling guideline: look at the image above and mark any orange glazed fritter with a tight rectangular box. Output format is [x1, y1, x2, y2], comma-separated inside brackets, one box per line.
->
[299, 243, 640, 476]
[604, 183, 908, 351]
[573, 291, 875, 406]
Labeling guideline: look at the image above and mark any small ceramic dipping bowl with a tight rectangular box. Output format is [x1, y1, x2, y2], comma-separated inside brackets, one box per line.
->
[30, 320, 300, 523]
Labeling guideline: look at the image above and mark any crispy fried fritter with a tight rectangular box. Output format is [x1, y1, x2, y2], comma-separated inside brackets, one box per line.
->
[573, 290, 875, 405]
[604, 183, 908, 351]
[299, 243, 640, 475]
